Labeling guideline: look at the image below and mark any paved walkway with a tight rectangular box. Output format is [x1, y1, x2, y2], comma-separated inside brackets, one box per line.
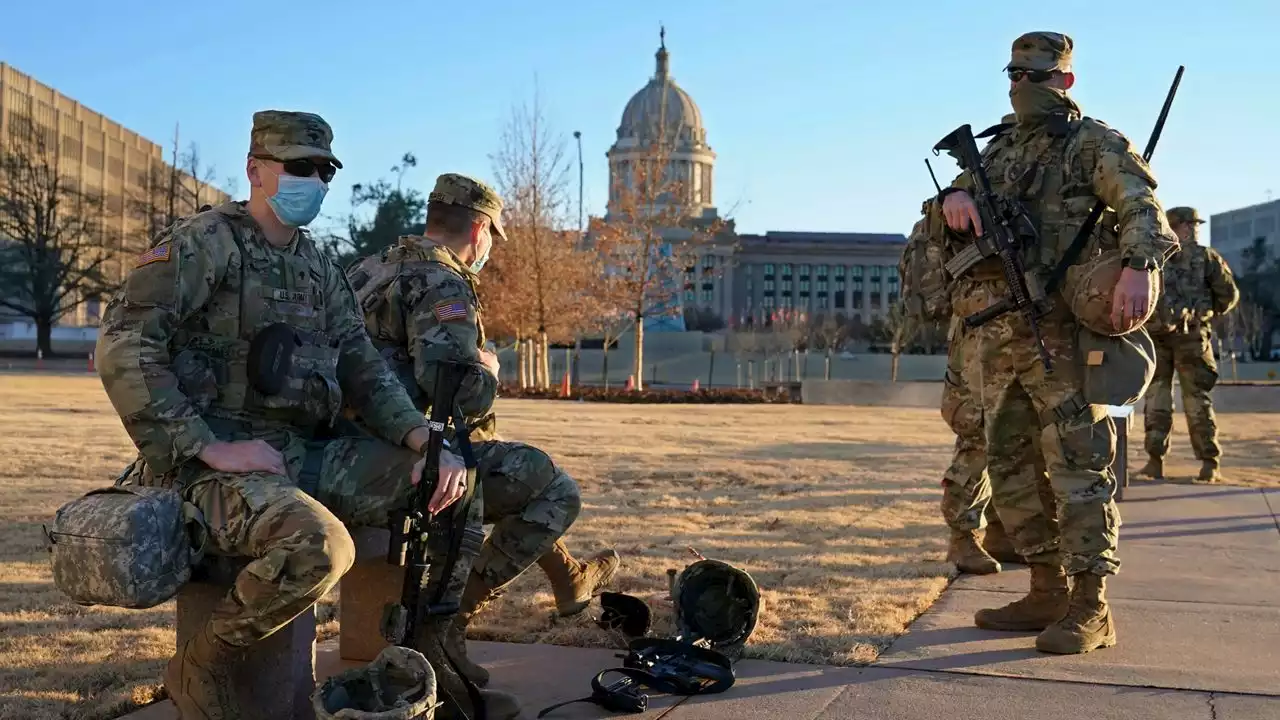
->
[121, 482, 1280, 719]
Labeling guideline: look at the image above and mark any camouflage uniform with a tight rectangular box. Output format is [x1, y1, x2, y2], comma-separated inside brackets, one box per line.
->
[938, 33, 1178, 654]
[346, 173, 618, 688]
[96, 113, 515, 720]
[903, 200, 1048, 574]
[1139, 207, 1240, 482]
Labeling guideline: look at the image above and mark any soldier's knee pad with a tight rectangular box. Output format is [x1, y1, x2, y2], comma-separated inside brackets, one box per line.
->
[1052, 404, 1115, 473]
[287, 517, 356, 590]
[545, 468, 582, 528]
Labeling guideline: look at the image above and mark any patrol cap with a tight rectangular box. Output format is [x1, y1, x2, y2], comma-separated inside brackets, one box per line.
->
[248, 110, 343, 168]
[1005, 31, 1073, 72]
[1166, 206, 1206, 226]
[428, 173, 507, 241]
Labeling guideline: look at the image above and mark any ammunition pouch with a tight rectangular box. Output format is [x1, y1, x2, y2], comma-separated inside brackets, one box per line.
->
[246, 322, 342, 427]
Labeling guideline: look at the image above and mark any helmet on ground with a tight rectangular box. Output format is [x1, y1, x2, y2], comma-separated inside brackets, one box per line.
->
[1063, 249, 1160, 336]
[311, 646, 438, 719]
[670, 558, 762, 661]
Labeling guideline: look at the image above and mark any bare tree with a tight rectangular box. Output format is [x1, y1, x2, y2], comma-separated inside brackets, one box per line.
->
[487, 82, 603, 389]
[0, 114, 112, 356]
[589, 135, 731, 390]
[885, 300, 917, 382]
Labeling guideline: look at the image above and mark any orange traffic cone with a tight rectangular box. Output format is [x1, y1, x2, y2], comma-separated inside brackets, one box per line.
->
[560, 371, 571, 397]
[691, 378, 700, 392]
[625, 375, 635, 391]
[88, 352, 95, 373]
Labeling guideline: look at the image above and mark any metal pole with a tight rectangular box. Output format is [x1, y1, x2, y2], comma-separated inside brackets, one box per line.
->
[573, 131, 584, 238]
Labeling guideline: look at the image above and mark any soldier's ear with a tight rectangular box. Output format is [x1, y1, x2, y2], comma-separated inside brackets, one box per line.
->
[246, 157, 263, 189]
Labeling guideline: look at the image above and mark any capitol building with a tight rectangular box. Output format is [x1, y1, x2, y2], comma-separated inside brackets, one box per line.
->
[598, 30, 908, 335]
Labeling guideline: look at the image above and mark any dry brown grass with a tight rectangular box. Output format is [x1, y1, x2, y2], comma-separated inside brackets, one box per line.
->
[2, 374, 1277, 720]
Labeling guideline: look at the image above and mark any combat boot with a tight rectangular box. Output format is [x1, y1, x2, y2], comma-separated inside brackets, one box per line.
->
[974, 563, 1070, 631]
[414, 617, 522, 720]
[1137, 455, 1163, 479]
[444, 573, 499, 688]
[163, 623, 245, 720]
[537, 539, 621, 616]
[947, 529, 1000, 575]
[981, 520, 1023, 565]
[1036, 573, 1117, 654]
[1197, 460, 1221, 483]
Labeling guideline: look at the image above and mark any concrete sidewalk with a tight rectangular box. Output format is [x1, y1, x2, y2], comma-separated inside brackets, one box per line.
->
[121, 482, 1280, 719]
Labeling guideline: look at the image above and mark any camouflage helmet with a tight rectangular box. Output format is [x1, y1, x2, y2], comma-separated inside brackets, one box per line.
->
[1062, 249, 1161, 337]
[311, 646, 438, 720]
[669, 559, 761, 661]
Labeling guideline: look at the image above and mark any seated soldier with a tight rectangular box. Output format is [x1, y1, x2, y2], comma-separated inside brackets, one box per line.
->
[345, 172, 620, 687]
[95, 111, 519, 719]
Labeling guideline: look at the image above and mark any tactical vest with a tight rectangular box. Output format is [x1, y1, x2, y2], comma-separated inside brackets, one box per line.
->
[348, 237, 488, 417]
[1151, 243, 1208, 333]
[946, 113, 1123, 283]
[167, 203, 343, 435]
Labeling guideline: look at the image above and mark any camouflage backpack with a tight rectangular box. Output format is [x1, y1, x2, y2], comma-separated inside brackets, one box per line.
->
[899, 199, 952, 325]
[45, 466, 208, 609]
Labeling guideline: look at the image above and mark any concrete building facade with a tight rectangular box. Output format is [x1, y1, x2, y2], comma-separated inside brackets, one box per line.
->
[1209, 198, 1279, 273]
[0, 61, 231, 328]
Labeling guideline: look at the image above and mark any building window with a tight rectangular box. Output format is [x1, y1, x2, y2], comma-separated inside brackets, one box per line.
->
[799, 280, 810, 292]
[853, 293, 863, 309]
[764, 263, 775, 275]
[871, 293, 881, 310]
[1256, 216, 1277, 234]
[817, 264, 829, 277]
[835, 294, 846, 309]
[700, 290, 712, 304]
[851, 265, 864, 278]
[763, 295, 775, 308]
[764, 280, 775, 291]
[799, 264, 811, 278]
[817, 280, 828, 292]
[834, 265, 846, 278]
[817, 296, 828, 309]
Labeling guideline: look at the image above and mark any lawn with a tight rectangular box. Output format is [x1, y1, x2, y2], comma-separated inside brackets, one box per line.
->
[1, 373, 1275, 720]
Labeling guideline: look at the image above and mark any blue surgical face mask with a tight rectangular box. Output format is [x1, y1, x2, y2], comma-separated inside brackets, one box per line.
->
[469, 231, 493, 274]
[266, 171, 328, 227]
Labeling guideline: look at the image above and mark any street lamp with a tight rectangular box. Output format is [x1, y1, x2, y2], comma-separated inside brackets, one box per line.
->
[573, 130, 584, 238]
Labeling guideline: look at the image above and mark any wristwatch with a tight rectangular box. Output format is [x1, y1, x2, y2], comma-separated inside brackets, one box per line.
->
[1123, 256, 1154, 271]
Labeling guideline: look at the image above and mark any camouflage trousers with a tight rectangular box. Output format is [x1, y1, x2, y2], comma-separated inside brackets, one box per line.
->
[471, 440, 581, 593]
[171, 427, 483, 648]
[942, 321, 1055, 540]
[1143, 329, 1220, 461]
[964, 302, 1121, 577]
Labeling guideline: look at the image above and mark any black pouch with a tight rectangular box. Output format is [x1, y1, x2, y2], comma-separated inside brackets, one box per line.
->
[247, 322, 301, 396]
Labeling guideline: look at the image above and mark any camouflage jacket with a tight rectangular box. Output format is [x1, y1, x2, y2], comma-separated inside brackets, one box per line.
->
[942, 103, 1178, 297]
[346, 236, 499, 442]
[1150, 241, 1240, 334]
[95, 201, 428, 478]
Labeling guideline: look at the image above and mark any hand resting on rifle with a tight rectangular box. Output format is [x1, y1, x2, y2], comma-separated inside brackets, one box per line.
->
[411, 447, 468, 515]
[943, 189, 1154, 331]
[941, 190, 984, 237]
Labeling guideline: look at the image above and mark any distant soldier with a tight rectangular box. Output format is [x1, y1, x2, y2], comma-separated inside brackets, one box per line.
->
[345, 172, 619, 689]
[1138, 206, 1240, 482]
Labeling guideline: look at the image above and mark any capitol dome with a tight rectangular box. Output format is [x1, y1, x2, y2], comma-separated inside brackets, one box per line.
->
[606, 28, 717, 221]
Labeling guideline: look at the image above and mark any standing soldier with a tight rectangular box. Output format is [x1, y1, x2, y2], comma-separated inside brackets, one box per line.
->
[937, 32, 1178, 654]
[902, 199, 1042, 576]
[1137, 207, 1240, 482]
[94, 111, 520, 719]
[346, 172, 620, 689]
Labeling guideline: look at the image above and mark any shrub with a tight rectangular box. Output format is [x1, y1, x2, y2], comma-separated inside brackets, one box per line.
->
[497, 385, 795, 404]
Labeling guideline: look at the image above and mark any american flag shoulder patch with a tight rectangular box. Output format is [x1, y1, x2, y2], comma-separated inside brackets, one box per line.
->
[433, 300, 469, 323]
[135, 244, 172, 268]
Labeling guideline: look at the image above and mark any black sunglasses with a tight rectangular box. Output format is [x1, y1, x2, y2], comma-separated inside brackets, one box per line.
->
[256, 155, 337, 183]
[1007, 68, 1056, 83]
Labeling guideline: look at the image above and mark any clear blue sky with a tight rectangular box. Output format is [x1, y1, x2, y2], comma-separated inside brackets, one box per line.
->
[3, 1, 1275, 240]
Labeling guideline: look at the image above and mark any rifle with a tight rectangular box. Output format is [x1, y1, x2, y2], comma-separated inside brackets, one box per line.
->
[933, 124, 1053, 369]
[382, 359, 482, 716]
